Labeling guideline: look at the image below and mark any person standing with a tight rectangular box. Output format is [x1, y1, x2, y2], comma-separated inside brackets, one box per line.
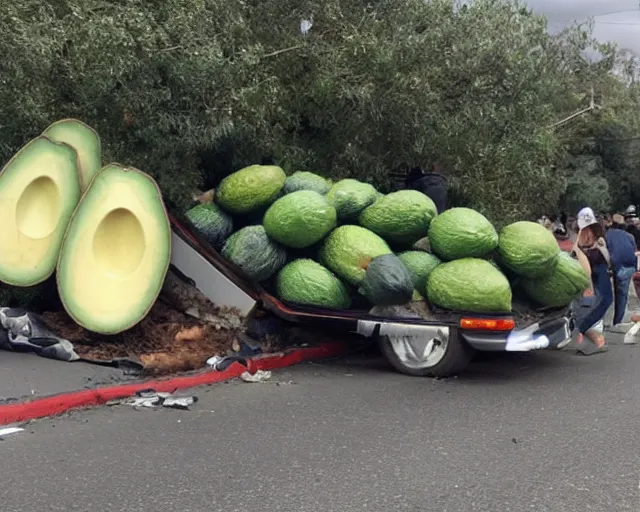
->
[605, 214, 638, 330]
[573, 207, 612, 355]
[404, 164, 448, 214]
[625, 215, 640, 247]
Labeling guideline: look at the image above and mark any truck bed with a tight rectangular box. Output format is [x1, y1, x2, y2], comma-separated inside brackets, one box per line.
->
[169, 214, 570, 332]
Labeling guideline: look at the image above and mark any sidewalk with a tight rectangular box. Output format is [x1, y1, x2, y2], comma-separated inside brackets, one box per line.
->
[0, 352, 127, 403]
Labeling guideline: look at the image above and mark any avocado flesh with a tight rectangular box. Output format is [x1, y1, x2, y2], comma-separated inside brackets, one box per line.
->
[57, 164, 171, 334]
[43, 119, 102, 192]
[0, 136, 81, 286]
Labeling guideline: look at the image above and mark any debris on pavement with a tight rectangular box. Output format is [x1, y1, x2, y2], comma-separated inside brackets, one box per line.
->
[206, 333, 266, 370]
[240, 370, 272, 383]
[0, 307, 80, 362]
[118, 390, 198, 410]
[42, 300, 243, 375]
[0, 427, 24, 438]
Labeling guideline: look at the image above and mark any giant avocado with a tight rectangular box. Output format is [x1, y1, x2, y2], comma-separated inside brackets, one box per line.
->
[325, 179, 379, 220]
[0, 136, 81, 286]
[282, 171, 332, 195]
[358, 254, 414, 306]
[56, 164, 171, 334]
[185, 202, 234, 250]
[426, 258, 512, 313]
[359, 190, 437, 245]
[428, 207, 498, 260]
[263, 190, 337, 248]
[276, 259, 351, 309]
[43, 119, 102, 192]
[319, 225, 392, 285]
[521, 252, 590, 308]
[498, 221, 560, 278]
[398, 251, 441, 290]
[216, 165, 286, 214]
[222, 225, 287, 282]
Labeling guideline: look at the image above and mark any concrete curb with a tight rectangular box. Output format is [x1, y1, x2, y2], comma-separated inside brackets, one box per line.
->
[0, 342, 349, 426]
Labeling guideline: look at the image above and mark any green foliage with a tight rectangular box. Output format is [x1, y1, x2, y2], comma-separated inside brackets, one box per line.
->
[0, 0, 638, 223]
[0, 279, 61, 312]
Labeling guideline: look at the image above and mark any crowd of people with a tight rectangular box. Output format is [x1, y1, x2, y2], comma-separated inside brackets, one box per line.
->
[539, 206, 640, 356]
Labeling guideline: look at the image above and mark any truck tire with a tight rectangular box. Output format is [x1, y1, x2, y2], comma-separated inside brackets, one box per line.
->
[378, 328, 474, 378]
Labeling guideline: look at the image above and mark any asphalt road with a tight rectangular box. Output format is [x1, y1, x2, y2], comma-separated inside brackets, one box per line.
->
[3, 337, 640, 512]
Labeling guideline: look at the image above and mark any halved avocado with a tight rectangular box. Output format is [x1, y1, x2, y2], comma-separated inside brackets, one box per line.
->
[0, 136, 81, 286]
[57, 164, 171, 334]
[43, 119, 102, 192]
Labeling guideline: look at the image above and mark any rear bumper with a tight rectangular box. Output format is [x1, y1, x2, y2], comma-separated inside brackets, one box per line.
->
[461, 314, 573, 352]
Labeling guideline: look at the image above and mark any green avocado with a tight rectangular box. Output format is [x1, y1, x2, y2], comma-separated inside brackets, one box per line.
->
[426, 258, 512, 313]
[0, 136, 81, 287]
[56, 164, 171, 334]
[398, 251, 441, 291]
[521, 252, 590, 308]
[498, 221, 560, 278]
[221, 225, 287, 281]
[216, 165, 285, 214]
[319, 225, 392, 285]
[276, 259, 351, 309]
[412, 237, 432, 253]
[283, 171, 332, 195]
[185, 202, 234, 250]
[43, 118, 102, 192]
[263, 190, 337, 248]
[428, 207, 498, 260]
[358, 254, 414, 306]
[325, 179, 379, 220]
[359, 190, 437, 245]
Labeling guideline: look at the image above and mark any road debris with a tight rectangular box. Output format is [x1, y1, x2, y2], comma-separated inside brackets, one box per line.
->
[119, 390, 198, 410]
[0, 427, 24, 438]
[240, 370, 272, 383]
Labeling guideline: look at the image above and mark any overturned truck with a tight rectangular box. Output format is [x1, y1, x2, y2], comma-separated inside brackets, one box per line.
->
[170, 210, 575, 379]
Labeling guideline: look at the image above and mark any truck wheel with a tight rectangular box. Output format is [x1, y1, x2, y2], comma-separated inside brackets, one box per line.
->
[378, 328, 474, 378]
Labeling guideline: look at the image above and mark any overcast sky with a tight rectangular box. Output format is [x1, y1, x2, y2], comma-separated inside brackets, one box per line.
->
[526, 0, 640, 53]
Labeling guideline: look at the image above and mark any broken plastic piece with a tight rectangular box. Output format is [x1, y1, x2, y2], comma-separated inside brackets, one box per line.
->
[240, 370, 272, 383]
[0, 427, 24, 437]
[123, 390, 198, 410]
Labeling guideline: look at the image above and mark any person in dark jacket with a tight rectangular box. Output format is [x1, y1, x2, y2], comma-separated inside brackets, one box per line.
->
[625, 215, 640, 247]
[404, 164, 448, 214]
[607, 214, 638, 327]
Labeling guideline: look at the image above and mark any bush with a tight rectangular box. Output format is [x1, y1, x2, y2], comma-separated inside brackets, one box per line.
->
[2, 0, 612, 219]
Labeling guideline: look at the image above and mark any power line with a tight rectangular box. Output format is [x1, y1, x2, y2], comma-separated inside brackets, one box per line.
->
[596, 21, 640, 26]
[555, 9, 640, 24]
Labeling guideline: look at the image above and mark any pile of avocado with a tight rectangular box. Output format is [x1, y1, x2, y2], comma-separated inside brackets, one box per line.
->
[187, 167, 590, 313]
[0, 119, 171, 334]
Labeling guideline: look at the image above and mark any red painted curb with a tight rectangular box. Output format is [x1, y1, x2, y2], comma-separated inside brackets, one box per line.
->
[0, 342, 348, 426]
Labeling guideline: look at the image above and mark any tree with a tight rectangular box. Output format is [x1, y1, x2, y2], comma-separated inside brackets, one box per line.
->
[0, 0, 633, 222]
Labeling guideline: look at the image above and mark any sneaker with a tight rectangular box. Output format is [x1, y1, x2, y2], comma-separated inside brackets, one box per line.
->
[624, 322, 640, 345]
[608, 322, 634, 334]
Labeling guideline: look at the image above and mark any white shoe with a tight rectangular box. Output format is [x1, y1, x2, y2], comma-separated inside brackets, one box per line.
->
[609, 322, 634, 334]
[623, 323, 640, 344]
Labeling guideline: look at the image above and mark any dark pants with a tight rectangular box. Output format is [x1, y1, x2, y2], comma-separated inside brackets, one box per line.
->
[613, 266, 635, 325]
[578, 264, 613, 334]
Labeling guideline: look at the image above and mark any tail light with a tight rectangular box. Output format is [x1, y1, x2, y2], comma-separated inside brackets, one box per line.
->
[459, 317, 515, 331]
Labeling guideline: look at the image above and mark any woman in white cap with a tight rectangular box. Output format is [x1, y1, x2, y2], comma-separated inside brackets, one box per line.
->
[573, 207, 612, 355]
